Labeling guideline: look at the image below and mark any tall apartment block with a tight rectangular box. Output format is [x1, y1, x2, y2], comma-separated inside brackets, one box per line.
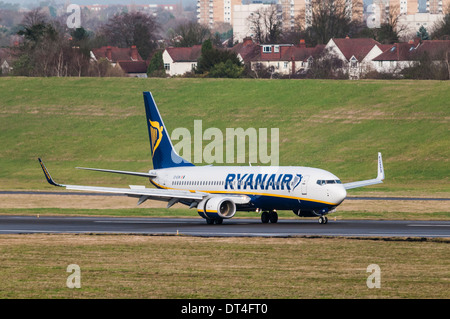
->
[197, 0, 242, 28]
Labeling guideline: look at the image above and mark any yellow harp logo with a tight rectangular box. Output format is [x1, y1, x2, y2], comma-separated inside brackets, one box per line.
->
[149, 120, 163, 157]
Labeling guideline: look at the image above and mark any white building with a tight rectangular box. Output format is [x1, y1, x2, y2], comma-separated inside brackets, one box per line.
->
[162, 45, 202, 76]
[397, 12, 445, 37]
[324, 37, 390, 79]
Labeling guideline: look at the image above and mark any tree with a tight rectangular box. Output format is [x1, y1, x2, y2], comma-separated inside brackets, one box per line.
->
[248, 4, 282, 44]
[306, 48, 347, 79]
[401, 52, 449, 80]
[416, 26, 430, 41]
[299, 0, 362, 45]
[431, 9, 450, 40]
[353, 4, 403, 44]
[169, 21, 210, 47]
[376, 23, 399, 44]
[209, 59, 243, 78]
[147, 50, 166, 77]
[99, 11, 158, 60]
[12, 8, 90, 77]
[196, 39, 242, 77]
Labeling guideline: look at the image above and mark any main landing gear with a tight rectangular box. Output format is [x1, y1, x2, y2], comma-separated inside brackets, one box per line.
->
[261, 210, 278, 224]
[206, 218, 223, 225]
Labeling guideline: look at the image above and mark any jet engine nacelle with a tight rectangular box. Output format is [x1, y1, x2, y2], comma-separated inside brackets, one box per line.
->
[197, 197, 236, 220]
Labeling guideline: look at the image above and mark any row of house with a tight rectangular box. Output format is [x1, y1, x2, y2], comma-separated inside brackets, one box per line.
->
[2, 38, 449, 78]
[90, 45, 149, 77]
[162, 37, 450, 79]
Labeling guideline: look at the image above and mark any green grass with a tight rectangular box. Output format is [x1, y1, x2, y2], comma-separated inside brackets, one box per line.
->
[0, 234, 448, 298]
[0, 77, 449, 196]
[1, 208, 449, 220]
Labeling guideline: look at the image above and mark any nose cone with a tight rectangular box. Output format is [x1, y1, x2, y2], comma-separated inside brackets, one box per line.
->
[334, 185, 347, 205]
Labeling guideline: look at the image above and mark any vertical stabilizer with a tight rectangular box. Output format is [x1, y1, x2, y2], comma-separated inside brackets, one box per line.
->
[143, 92, 194, 169]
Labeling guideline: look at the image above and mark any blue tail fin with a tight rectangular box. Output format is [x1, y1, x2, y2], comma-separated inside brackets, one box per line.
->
[143, 92, 194, 170]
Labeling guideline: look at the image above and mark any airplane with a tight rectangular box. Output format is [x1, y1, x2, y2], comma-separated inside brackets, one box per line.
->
[39, 91, 385, 225]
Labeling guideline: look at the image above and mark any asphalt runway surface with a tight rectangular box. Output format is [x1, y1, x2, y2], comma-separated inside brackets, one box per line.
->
[2, 190, 450, 201]
[0, 215, 449, 238]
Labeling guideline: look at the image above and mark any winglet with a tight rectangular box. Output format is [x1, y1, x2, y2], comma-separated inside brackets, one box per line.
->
[343, 152, 385, 190]
[38, 158, 63, 187]
[377, 152, 385, 181]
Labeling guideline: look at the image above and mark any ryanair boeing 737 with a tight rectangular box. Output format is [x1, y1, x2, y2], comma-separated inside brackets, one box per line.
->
[39, 92, 385, 225]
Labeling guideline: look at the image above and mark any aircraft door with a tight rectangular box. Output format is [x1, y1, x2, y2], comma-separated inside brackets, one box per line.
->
[301, 175, 309, 195]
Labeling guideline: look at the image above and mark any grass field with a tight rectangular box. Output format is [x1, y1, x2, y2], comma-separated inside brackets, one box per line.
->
[0, 234, 449, 299]
[1, 77, 449, 299]
[1, 77, 449, 197]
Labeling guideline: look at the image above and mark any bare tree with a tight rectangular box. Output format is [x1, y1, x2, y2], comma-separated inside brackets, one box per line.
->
[168, 21, 210, 47]
[20, 7, 48, 28]
[297, 0, 362, 45]
[99, 11, 159, 59]
[248, 4, 282, 44]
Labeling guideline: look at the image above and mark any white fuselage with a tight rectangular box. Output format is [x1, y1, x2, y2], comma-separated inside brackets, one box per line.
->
[150, 165, 347, 215]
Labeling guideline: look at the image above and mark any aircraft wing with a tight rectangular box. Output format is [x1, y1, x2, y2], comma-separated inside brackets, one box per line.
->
[76, 166, 157, 178]
[343, 153, 385, 190]
[39, 158, 203, 202]
[38, 158, 250, 207]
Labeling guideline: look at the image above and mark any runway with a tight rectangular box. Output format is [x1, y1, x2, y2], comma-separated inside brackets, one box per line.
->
[2, 190, 449, 201]
[0, 215, 449, 238]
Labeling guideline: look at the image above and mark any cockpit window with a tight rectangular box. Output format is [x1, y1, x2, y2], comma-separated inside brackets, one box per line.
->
[317, 179, 342, 185]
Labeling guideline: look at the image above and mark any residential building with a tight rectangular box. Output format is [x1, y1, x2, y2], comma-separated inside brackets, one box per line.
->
[91, 46, 143, 66]
[230, 37, 260, 62]
[397, 12, 446, 35]
[90, 45, 147, 77]
[324, 37, 390, 79]
[366, 0, 449, 36]
[117, 61, 149, 78]
[232, 38, 325, 76]
[1, 60, 12, 75]
[0, 48, 13, 75]
[197, 0, 242, 28]
[162, 45, 202, 76]
[279, 0, 304, 31]
[372, 39, 450, 74]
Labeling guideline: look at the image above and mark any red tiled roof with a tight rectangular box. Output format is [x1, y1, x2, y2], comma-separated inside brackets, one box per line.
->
[373, 40, 450, 61]
[165, 45, 202, 62]
[415, 40, 450, 59]
[117, 60, 148, 74]
[92, 46, 142, 62]
[332, 38, 381, 61]
[372, 42, 415, 61]
[241, 43, 325, 62]
[230, 40, 260, 62]
[286, 45, 325, 62]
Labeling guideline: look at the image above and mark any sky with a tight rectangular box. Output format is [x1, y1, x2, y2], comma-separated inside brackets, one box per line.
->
[3, 0, 428, 13]
[4, 0, 195, 4]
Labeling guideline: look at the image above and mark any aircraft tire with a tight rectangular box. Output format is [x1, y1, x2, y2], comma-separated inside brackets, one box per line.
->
[261, 212, 270, 224]
[269, 211, 278, 223]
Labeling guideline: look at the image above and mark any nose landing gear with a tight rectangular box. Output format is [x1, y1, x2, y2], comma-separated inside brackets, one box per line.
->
[318, 216, 328, 224]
